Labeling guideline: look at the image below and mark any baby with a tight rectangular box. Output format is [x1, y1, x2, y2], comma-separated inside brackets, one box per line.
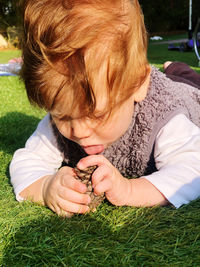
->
[10, 0, 200, 217]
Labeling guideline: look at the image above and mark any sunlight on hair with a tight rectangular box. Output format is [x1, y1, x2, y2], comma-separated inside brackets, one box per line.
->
[21, 0, 150, 117]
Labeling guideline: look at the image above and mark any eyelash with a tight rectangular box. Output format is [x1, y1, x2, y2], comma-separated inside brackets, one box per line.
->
[96, 115, 106, 121]
[53, 113, 108, 124]
[55, 115, 72, 122]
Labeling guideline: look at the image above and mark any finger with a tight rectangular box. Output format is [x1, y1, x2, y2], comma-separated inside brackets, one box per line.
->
[93, 178, 112, 196]
[61, 174, 87, 193]
[59, 166, 75, 176]
[59, 199, 90, 214]
[65, 211, 74, 218]
[58, 186, 91, 205]
[77, 155, 110, 169]
[58, 209, 74, 218]
[47, 201, 75, 218]
[92, 164, 110, 187]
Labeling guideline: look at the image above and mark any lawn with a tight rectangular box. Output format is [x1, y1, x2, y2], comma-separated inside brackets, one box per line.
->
[0, 49, 22, 64]
[148, 40, 200, 73]
[0, 40, 200, 266]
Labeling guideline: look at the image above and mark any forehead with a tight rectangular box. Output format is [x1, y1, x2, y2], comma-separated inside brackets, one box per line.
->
[51, 56, 112, 119]
[50, 40, 127, 120]
[51, 86, 109, 120]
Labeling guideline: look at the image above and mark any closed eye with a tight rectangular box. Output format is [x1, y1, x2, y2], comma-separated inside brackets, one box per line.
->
[51, 114, 72, 122]
[59, 115, 72, 121]
[92, 111, 110, 122]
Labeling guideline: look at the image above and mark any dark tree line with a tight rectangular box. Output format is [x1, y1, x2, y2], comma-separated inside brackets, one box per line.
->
[0, 0, 22, 33]
[140, 0, 200, 33]
[0, 0, 200, 34]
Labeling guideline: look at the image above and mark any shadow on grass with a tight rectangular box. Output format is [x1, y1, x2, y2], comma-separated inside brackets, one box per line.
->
[0, 207, 176, 267]
[2, 201, 200, 267]
[2, 214, 122, 267]
[0, 112, 40, 190]
[0, 111, 40, 155]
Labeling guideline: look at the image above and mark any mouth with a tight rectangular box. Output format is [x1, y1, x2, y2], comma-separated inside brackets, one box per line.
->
[82, 144, 104, 155]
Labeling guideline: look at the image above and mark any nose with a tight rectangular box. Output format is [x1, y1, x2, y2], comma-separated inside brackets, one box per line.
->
[71, 118, 93, 139]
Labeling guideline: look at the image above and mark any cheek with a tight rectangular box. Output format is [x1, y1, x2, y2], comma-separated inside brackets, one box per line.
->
[109, 107, 133, 136]
[96, 119, 121, 139]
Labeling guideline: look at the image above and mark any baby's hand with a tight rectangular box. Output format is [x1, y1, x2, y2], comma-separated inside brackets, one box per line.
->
[77, 155, 131, 206]
[42, 166, 91, 217]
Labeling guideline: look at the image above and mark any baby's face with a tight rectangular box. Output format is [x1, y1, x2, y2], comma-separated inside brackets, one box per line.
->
[50, 65, 150, 155]
[51, 94, 135, 155]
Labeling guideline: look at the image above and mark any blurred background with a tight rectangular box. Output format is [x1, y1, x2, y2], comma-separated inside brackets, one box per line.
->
[140, 0, 200, 35]
[0, 0, 200, 48]
[0, 0, 200, 69]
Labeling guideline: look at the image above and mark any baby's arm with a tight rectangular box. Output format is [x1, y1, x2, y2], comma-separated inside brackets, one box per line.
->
[10, 115, 62, 201]
[144, 114, 200, 208]
[124, 178, 168, 207]
[131, 114, 200, 207]
[10, 114, 90, 216]
[77, 155, 168, 207]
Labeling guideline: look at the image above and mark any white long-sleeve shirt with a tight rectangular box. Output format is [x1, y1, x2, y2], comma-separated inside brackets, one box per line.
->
[10, 113, 200, 208]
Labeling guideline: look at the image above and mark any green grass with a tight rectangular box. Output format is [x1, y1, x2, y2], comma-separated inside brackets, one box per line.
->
[148, 42, 200, 73]
[1, 40, 200, 266]
[0, 49, 21, 64]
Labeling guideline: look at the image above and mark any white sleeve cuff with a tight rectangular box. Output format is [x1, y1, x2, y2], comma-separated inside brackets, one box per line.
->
[145, 167, 200, 208]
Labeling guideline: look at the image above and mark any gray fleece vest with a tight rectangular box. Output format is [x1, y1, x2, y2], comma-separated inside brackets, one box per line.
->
[52, 67, 200, 178]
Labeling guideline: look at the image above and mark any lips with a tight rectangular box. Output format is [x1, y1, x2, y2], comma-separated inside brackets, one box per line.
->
[82, 144, 104, 155]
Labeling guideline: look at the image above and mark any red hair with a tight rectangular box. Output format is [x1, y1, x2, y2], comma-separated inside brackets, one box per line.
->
[21, 0, 150, 117]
